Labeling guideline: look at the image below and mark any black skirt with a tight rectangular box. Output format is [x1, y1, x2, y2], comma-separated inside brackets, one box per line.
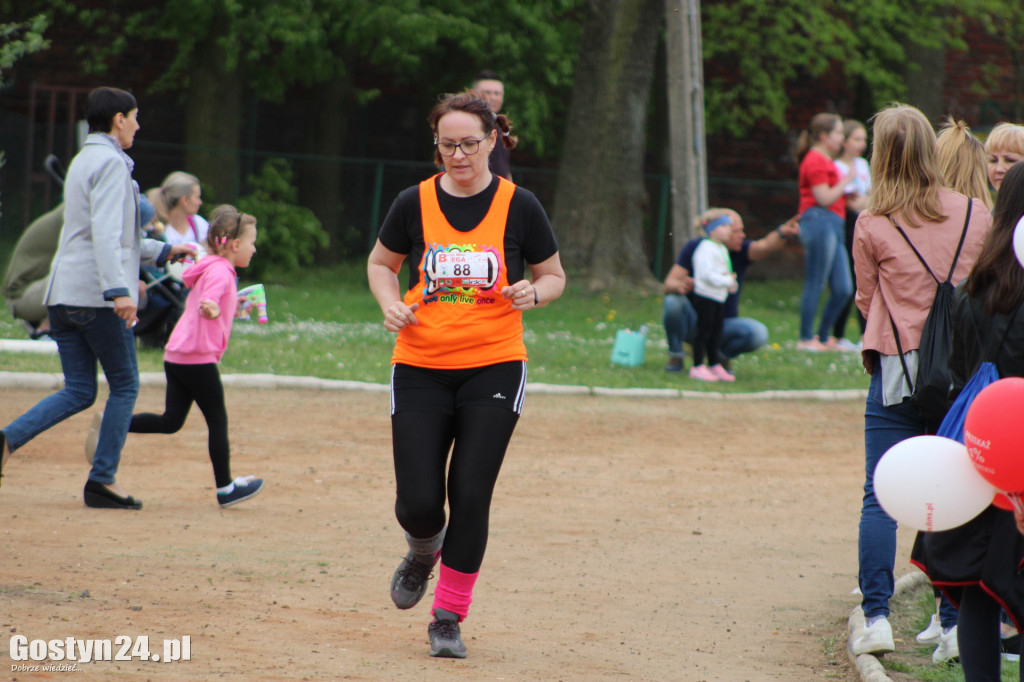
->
[910, 504, 1024, 629]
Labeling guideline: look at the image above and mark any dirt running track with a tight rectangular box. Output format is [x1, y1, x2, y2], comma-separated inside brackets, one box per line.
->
[0, 384, 918, 681]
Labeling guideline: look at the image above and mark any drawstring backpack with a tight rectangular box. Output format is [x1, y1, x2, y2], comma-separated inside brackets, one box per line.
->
[888, 203, 972, 424]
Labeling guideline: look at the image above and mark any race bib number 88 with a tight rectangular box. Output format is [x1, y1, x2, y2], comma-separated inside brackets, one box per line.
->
[434, 251, 496, 288]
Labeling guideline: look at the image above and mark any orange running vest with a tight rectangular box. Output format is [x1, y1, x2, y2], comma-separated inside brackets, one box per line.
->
[391, 175, 527, 369]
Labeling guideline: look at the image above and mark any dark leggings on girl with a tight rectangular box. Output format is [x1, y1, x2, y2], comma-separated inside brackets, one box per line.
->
[692, 294, 725, 366]
[129, 361, 232, 487]
[957, 584, 1024, 681]
[392, 406, 518, 573]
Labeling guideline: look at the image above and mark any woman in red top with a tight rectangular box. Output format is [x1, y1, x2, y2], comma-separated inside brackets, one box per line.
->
[795, 113, 857, 351]
[367, 91, 566, 659]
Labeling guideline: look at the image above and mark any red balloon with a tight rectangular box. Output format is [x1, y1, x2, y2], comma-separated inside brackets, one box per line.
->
[993, 493, 1015, 511]
[965, 377, 1024, 492]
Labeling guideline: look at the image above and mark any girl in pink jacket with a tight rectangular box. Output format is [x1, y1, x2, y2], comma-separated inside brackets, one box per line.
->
[128, 204, 263, 507]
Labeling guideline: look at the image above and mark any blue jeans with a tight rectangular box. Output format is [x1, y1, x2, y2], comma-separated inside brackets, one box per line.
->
[859, 365, 929, 618]
[2, 305, 139, 484]
[798, 207, 853, 341]
[662, 293, 769, 359]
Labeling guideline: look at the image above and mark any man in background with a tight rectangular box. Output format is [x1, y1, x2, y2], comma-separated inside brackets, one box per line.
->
[662, 209, 800, 373]
[473, 70, 512, 181]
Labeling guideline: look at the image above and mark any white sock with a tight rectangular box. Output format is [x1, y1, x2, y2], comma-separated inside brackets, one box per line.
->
[217, 483, 235, 495]
[866, 615, 886, 627]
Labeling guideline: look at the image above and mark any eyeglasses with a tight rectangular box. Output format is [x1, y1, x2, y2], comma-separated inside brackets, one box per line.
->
[434, 135, 489, 157]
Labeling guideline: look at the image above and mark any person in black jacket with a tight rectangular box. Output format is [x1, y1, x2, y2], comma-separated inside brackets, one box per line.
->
[912, 160, 1024, 681]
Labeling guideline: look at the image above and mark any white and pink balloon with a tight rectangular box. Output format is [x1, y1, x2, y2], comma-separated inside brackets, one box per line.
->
[875, 378, 1024, 531]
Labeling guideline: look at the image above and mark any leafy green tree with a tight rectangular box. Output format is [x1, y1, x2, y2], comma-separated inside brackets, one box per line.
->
[70, 0, 336, 206]
[701, 0, 966, 136]
[236, 158, 329, 279]
[285, 0, 582, 258]
[0, 13, 48, 228]
[963, 0, 1024, 122]
[0, 14, 49, 86]
[61, 0, 580, 260]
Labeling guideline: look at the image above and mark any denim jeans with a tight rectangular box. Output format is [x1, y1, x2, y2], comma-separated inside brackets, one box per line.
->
[798, 207, 853, 341]
[3, 305, 139, 484]
[662, 293, 769, 358]
[859, 365, 929, 618]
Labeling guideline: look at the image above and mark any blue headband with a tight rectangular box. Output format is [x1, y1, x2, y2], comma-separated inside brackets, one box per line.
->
[704, 215, 733, 232]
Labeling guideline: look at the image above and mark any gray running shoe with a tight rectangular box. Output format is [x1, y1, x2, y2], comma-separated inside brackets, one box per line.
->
[428, 610, 467, 658]
[390, 552, 436, 609]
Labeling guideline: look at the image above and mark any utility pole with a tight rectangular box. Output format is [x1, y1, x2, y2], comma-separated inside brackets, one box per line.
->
[664, 0, 707, 255]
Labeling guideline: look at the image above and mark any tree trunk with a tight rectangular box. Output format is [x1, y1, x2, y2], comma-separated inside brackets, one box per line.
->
[300, 78, 349, 262]
[551, 0, 663, 292]
[665, 0, 707, 256]
[184, 40, 243, 204]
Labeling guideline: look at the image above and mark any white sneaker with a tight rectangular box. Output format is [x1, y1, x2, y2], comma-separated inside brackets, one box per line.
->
[835, 337, 859, 352]
[916, 613, 942, 644]
[932, 625, 959, 664]
[852, 617, 895, 656]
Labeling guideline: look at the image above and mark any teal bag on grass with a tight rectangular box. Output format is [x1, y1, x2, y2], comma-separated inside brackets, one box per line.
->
[611, 327, 647, 367]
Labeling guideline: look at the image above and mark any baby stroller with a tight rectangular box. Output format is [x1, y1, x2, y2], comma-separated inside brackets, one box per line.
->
[136, 261, 187, 349]
[3, 154, 188, 348]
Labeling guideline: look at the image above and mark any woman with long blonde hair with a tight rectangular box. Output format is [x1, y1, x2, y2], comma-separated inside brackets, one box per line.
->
[850, 103, 993, 658]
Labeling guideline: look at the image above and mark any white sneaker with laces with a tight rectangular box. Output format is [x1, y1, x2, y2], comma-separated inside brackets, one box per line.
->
[932, 625, 959, 664]
[916, 613, 942, 644]
[852, 617, 895, 656]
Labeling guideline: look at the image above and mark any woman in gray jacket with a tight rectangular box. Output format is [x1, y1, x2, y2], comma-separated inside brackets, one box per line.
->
[0, 87, 194, 509]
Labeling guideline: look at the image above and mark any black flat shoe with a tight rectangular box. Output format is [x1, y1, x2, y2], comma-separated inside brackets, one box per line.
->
[83, 480, 142, 510]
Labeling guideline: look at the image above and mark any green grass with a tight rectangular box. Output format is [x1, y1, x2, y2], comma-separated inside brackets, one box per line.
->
[882, 582, 1019, 681]
[0, 261, 871, 392]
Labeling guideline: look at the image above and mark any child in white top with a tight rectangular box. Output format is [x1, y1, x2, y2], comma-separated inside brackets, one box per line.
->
[690, 215, 738, 382]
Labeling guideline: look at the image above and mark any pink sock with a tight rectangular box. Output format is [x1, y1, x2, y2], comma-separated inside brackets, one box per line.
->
[431, 563, 479, 622]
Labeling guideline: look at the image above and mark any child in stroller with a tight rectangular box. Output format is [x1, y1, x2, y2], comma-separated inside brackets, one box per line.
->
[134, 196, 188, 348]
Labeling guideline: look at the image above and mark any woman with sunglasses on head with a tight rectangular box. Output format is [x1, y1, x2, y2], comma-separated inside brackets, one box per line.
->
[367, 90, 566, 659]
[146, 171, 208, 248]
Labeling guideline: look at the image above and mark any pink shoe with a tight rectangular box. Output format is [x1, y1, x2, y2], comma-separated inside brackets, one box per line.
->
[689, 365, 719, 382]
[710, 364, 735, 382]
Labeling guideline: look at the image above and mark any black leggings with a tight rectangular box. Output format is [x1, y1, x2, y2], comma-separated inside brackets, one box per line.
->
[692, 294, 725, 366]
[957, 584, 1024, 681]
[129, 361, 231, 487]
[392, 405, 519, 574]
